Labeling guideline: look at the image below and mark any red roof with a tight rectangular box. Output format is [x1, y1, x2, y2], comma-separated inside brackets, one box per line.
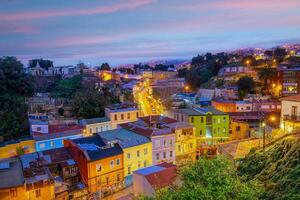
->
[280, 94, 300, 102]
[145, 163, 176, 189]
[139, 115, 177, 125]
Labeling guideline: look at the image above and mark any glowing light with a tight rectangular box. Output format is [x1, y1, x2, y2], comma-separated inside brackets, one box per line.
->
[270, 116, 276, 121]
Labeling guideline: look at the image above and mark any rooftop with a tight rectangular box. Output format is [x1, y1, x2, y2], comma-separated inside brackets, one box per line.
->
[280, 94, 300, 102]
[106, 102, 139, 112]
[173, 106, 226, 116]
[72, 135, 123, 161]
[0, 158, 24, 189]
[119, 116, 177, 138]
[98, 128, 150, 149]
[134, 162, 176, 189]
[79, 116, 110, 125]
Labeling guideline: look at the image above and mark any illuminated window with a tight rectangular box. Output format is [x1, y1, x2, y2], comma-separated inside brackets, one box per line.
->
[50, 141, 54, 147]
[35, 189, 41, 198]
[96, 164, 102, 172]
[144, 148, 148, 155]
[10, 188, 17, 198]
[39, 143, 45, 149]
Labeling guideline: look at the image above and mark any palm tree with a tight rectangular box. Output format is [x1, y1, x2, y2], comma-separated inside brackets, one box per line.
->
[258, 66, 276, 91]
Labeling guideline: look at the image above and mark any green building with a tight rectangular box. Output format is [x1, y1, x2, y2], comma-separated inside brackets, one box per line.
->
[168, 106, 229, 145]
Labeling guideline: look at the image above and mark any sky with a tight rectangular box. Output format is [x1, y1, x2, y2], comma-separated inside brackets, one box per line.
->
[1, 0, 300, 66]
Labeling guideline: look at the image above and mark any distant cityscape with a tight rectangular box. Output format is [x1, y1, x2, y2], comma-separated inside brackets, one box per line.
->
[1, 0, 300, 199]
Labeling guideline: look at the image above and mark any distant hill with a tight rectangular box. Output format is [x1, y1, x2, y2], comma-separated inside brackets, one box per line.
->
[116, 59, 190, 69]
[238, 137, 300, 200]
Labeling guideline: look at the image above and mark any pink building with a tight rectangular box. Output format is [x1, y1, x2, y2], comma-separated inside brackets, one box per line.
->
[120, 116, 177, 165]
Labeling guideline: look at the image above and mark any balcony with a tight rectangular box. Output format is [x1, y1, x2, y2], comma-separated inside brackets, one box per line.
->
[283, 115, 300, 122]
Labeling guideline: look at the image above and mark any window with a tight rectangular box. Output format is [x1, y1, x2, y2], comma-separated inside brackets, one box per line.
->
[110, 160, 114, 169]
[114, 114, 117, 121]
[200, 130, 202, 135]
[116, 173, 121, 182]
[50, 141, 54, 147]
[39, 143, 45, 149]
[100, 126, 103, 132]
[223, 128, 226, 133]
[218, 118, 221, 123]
[236, 126, 241, 132]
[121, 114, 124, 120]
[10, 188, 17, 198]
[163, 152, 166, 159]
[156, 153, 160, 160]
[190, 143, 193, 148]
[96, 164, 102, 172]
[128, 166, 131, 174]
[201, 117, 204, 123]
[116, 159, 120, 166]
[169, 139, 173, 145]
[155, 140, 160, 147]
[137, 150, 140, 157]
[35, 189, 41, 198]
[246, 106, 251, 110]
[164, 140, 167, 146]
[178, 145, 181, 152]
[37, 127, 42, 131]
[170, 151, 173, 157]
[144, 160, 147, 167]
[106, 177, 109, 185]
[127, 153, 131, 159]
[136, 112, 139, 118]
[96, 127, 99, 132]
[90, 128, 92, 133]
[218, 127, 220, 132]
[138, 162, 141, 168]
[191, 117, 194, 123]
[144, 148, 148, 155]
[181, 115, 184, 121]
[127, 113, 130, 119]
[223, 117, 226, 123]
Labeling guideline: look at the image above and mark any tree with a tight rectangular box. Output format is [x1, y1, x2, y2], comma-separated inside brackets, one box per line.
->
[29, 59, 53, 70]
[237, 76, 255, 99]
[51, 75, 82, 98]
[145, 157, 264, 200]
[100, 63, 111, 71]
[273, 47, 287, 62]
[258, 66, 276, 91]
[71, 87, 108, 119]
[0, 57, 34, 141]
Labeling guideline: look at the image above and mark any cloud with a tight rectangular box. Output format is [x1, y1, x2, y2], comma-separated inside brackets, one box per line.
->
[0, 0, 156, 21]
[0, 24, 39, 34]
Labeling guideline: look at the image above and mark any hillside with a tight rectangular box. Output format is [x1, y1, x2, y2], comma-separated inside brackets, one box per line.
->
[238, 137, 300, 200]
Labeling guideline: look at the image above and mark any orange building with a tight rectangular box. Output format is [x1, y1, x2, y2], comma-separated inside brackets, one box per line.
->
[212, 100, 236, 112]
[65, 135, 124, 197]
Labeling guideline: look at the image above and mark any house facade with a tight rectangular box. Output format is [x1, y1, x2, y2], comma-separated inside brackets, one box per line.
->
[280, 94, 300, 133]
[79, 117, 112, 137]
[169, 106, 229, 145]
[99, 128, 152, 186]
[64, 135, 124, 197]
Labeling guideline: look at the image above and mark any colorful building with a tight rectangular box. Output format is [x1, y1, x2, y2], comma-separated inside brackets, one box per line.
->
[79, 117, 112, 137]
[99, 128, 152, 186]
[64, 135, 124, 197]
[120, 116, 177, 165]
[32, 123, 84, 151]
[105, 103, 142, 128]
[280, 94, 300, 132]
[20, 153, 55, 200]
[0, 137, 35, 159]
[168, 106, 229, 145]
[164, 122, 197, 165]
[229, 120, 250, 140]
[0, 158, 26, 200]
[133, 162, 177, 197]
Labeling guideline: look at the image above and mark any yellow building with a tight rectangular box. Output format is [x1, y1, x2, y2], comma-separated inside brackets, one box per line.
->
[0, 156, 55, 200]
[229, 120, 250, 140]
[0, 138, 36, 159]
[105, 103, 142, 128]
[79, 117, 112, 137]
[99, 128, 152, 186]
[165, 122, 197, 165]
